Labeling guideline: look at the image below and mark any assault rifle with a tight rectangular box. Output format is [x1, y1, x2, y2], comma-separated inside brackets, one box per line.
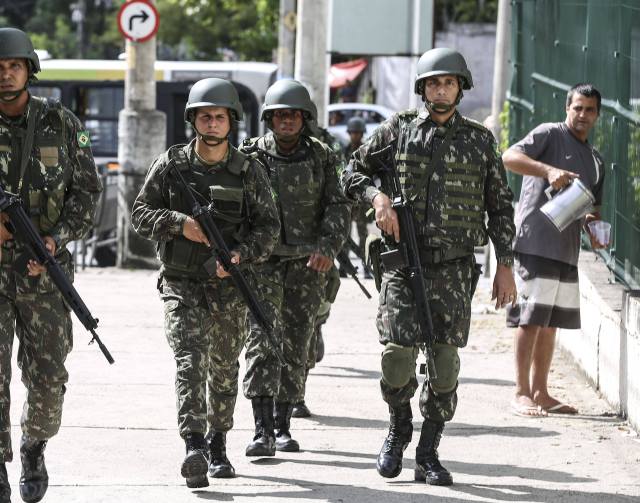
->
[368, 145, 437, 379]
[335, 249, 371, 299]
[168, 161, 287, 366]
[0, 184, 114, 364]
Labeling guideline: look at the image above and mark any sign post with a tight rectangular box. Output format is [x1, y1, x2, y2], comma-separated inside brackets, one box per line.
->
[116, 0, 166, 268]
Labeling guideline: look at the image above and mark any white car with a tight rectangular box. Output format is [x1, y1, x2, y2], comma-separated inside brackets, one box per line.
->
[327, 103, 394, 147]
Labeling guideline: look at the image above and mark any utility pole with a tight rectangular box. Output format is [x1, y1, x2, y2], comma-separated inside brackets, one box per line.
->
[116, 0, 166, 268]
[486, 0, 511, 277]
[277, 0, 297, 79]
[70, 0, 86, 59]
[295, 0, 329, 126]
[490, 0, 511, 141]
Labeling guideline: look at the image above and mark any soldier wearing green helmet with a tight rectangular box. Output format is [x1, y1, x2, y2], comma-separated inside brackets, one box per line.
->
[0, 28, 102, 503]
[342, 47, 516, 486]
[240, 79, 350, 456]
[132, 77, 279, 488]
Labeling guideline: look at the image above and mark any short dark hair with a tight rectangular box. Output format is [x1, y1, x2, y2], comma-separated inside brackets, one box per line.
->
[566, 83, 601, 113]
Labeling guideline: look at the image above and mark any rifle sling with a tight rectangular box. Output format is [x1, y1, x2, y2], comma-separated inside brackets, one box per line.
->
[18, 98, 43, 201]
[406, 119, 459, 203]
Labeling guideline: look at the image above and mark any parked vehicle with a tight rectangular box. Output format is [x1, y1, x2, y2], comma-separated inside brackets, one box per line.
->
[327, 102, 393, 146]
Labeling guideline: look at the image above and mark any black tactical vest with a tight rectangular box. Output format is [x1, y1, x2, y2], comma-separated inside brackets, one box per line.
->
[158, 143, 249, 278]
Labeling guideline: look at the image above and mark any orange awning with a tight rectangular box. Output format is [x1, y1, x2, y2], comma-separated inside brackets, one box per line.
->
[329, 58, 368, 88]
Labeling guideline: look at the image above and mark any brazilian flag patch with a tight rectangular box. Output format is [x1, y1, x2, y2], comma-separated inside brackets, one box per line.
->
[77, 131, 91, 148]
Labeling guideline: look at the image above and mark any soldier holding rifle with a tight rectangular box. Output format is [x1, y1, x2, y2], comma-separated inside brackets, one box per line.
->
[342, 48, 516, 486]
[132, 78, 279, 488]
[0, 28, 102, 503]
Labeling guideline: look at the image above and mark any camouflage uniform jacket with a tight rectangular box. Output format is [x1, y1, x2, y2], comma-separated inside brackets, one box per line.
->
[240, 131, 350, 259]
[0, 95, 102, 253]
[131, 140, 279, 277]
[342, 108, 515, 262]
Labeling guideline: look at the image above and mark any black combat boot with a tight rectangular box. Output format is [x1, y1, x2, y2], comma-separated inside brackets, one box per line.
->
[291, 400, 312, 418]
[376, 403, 413, 478]
[414, 419, 453, 486]
[274, 402, 299, 452]
[19, 436, 48, 503]
[0, 462, 10, 503]
[207, 431, 235, 478]
[181, 432, 209, 488]
[246, 397, 275, 457]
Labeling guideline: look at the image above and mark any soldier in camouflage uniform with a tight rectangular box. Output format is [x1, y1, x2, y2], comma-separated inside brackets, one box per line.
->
[342, 48, 517, 486]
[343, 116, 372, 278]
[131, 78, 279, 488]
[291, 113, 346, 419]
[240, 79, 350, 455]
[0, 28, 102, 503]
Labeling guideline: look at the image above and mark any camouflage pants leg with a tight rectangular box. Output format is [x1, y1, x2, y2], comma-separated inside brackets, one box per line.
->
[306, 265, 340, 371]
[0, 268, 15, 462]
[277, 259, 327, 403]
[162, 278, 211, 437]
[204, 281, 248, 434]
[377, 257, 476, 422]
[0, 266, 72, 462]
[243, 261, 285, 399]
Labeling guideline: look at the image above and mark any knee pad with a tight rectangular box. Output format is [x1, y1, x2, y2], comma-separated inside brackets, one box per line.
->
[429, 343, 460, 394]
[381, 343, 418, 388]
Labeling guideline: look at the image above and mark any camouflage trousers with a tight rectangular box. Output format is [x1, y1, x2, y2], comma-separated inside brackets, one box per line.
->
[351, 203, 371, 259]
[243, 257, 327, 402]
[0, 257, 73, 463]
[160, 275, 247, 437]
[377, 255, 479, 422]
[305, 265, 341, 371]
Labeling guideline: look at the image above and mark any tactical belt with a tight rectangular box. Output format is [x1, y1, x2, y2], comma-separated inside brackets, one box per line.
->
[419, 246, 473, 265]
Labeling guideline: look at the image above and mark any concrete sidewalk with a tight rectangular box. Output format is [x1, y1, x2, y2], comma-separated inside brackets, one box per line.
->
[5, 267, 640, 502]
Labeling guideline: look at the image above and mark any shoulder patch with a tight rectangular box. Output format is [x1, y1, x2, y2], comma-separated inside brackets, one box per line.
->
[77, 130, 91, 148]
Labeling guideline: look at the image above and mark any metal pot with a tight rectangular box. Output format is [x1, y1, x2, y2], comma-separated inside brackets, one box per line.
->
[540, 179, 595, 232]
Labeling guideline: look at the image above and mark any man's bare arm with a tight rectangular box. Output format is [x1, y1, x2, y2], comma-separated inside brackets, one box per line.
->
[502, 148, 578, 190]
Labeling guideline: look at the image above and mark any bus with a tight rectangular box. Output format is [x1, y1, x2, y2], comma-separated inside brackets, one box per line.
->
[30, 59, 278, 265]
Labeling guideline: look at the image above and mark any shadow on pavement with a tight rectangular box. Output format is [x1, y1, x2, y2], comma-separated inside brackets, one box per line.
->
[192, 473, 625, 502]
[452, 482, 636, 502]
[447, 422, 560, 439]
[458, 377, 514, 387]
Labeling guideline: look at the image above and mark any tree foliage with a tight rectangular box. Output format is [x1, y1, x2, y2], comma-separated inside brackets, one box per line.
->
[1, 0, 279, 62]
[435, 0, 498, 30]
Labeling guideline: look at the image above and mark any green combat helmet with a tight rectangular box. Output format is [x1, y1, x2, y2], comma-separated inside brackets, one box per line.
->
[414, 48, 473, 113]
[346, 116, 366, 133]
[261, 79, 316, 122]
[0, 27, 40, 101]
[184, 77, 243, 145]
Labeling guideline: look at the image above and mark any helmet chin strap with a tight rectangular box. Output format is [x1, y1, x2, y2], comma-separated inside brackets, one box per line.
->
[274, 131, 300, 150]
[194, 125, 228, 147]
[0, 86, 26, 103]
[425, 90, 464, 115]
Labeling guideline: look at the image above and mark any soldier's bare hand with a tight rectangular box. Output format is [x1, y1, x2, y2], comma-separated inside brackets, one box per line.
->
[183, 217, 210, 246]
[26, 236, 56, 277]
[0, 213, 12, 245]
[492, 263, 517, 309]
[547, 166, 579, 191]
[216, 252, 240, 278]
[307, 253, 333, 272]
[372, 193, 400, 242]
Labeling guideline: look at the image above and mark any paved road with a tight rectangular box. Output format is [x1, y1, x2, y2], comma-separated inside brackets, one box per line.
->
[5, 267, 640, 502]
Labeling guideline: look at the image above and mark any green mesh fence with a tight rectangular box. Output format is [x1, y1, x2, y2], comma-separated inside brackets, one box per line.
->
[507, 0, 640, 288]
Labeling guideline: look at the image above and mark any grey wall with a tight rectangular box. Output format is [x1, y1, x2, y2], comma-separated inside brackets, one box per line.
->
[436, 23, 497, 121]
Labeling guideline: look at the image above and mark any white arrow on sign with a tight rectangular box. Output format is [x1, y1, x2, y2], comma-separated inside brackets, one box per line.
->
[117, 0, 159, 43]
